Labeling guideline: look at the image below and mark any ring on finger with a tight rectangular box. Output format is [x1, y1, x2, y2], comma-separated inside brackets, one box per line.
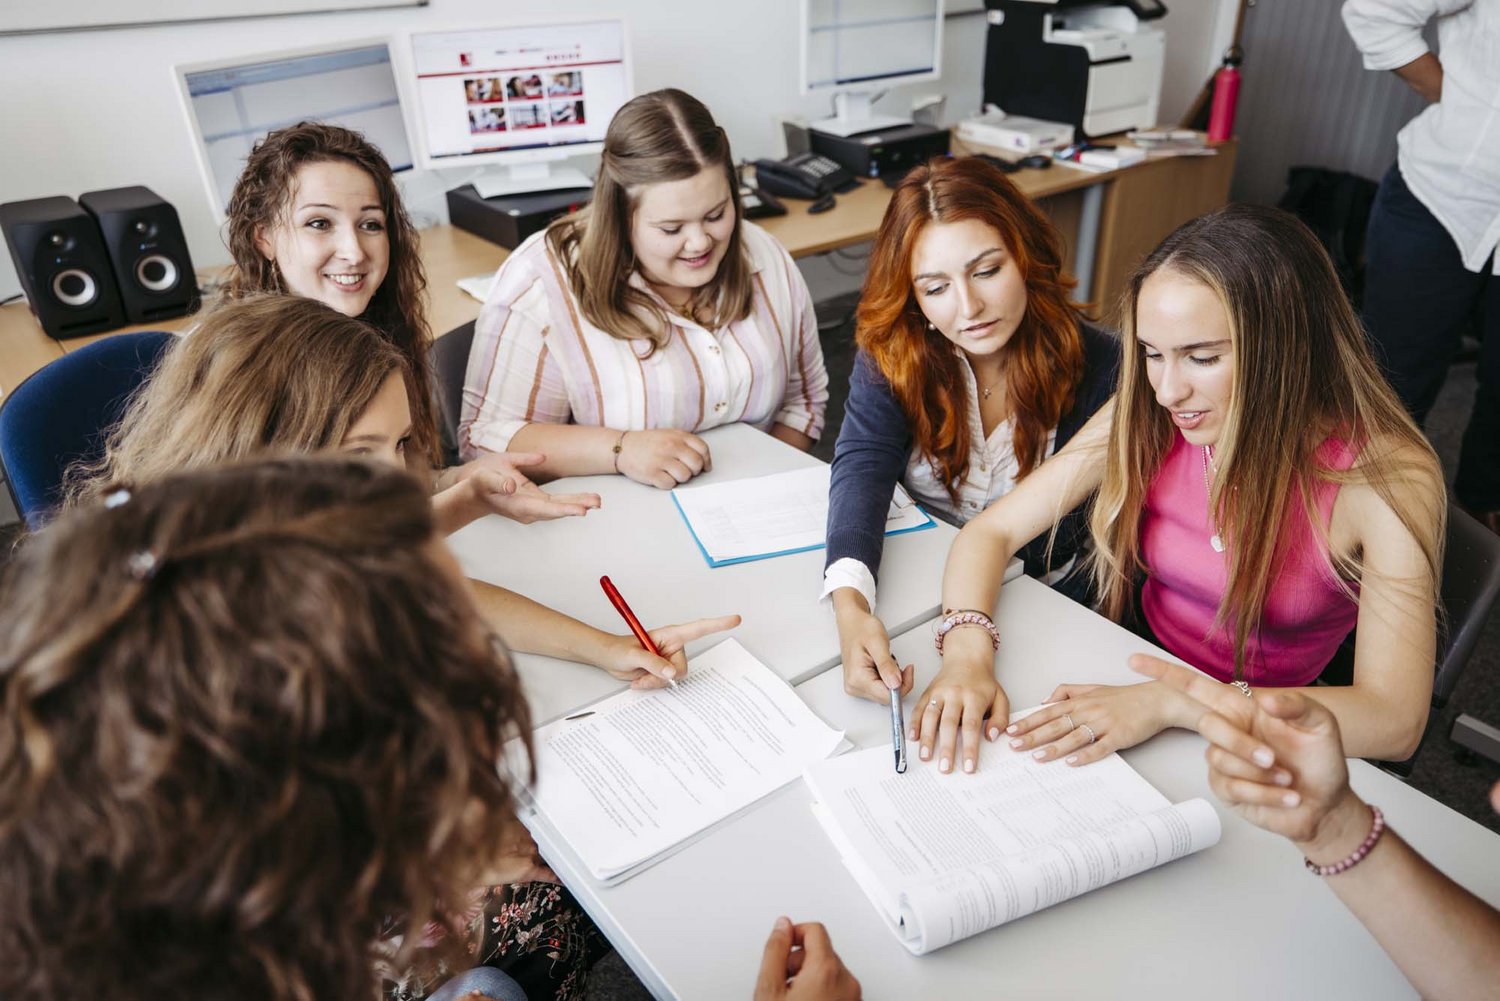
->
[928, 698, 940, 709]
[1063, 712, 1075, 730]
[1080, 723, 1097, 745]
[1231, 680, 1253, 698]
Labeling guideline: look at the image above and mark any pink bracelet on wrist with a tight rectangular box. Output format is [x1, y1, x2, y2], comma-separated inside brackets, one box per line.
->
[1304, 804, 1385, 876]
[934, 610, 1000, 654]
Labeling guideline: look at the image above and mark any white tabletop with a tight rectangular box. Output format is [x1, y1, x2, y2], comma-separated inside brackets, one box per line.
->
[447, 423, 959, 725]
[530, 576, 1500, 1000]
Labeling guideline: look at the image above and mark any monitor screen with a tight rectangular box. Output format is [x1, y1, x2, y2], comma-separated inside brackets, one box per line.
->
[177, 41, 413, 216]
[803, 0, 943, 91]
[409, 20, 629, 168]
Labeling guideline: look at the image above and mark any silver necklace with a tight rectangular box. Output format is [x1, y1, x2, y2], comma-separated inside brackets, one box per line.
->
[1201, 445, 1225, 553]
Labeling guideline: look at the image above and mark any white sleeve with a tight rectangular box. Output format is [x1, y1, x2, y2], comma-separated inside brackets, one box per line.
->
[820, 557, 878, 613]
[1341, 0, 1464, 72]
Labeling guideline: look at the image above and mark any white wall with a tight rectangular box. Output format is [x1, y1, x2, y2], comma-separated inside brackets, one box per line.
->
[0, 0, 1236, 301]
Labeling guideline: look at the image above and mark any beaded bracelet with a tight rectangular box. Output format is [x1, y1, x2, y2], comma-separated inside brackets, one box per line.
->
[934, 610, 1000, 654]
[1304, 804, 1385, 877]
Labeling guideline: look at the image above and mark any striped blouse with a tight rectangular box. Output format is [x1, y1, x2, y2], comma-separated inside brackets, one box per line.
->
[459, 221, 829, 458]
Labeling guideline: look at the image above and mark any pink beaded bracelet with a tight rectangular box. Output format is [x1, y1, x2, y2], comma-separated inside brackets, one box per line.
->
[934, 610, 1000, 654]
[1304, 805, 1385, 876]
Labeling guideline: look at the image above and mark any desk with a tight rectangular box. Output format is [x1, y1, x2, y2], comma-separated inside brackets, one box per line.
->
[528, 576, 1500, 1000]
[0, 143, 1235, 400]
[446, 422, 963, 726]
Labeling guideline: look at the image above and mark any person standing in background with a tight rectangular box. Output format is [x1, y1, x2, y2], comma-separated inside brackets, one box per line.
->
[1343, 0, 1500, 530]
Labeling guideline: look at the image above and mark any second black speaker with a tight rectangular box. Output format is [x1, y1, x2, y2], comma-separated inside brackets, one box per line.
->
[80, 186, 199, 324]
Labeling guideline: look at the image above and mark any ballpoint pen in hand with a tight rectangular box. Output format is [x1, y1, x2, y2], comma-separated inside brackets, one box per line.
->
[600, 574, 679, 688]
[890, 686, 907, 773]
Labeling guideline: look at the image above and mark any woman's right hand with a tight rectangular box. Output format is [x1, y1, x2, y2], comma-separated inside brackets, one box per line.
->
[1132, 656, 1367, 859]
[615, 429, 713, 488]
[833, 599, 913, 703]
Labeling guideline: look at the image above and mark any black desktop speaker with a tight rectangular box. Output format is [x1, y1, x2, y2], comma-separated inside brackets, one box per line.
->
[80, 186, 199, 323]
[0, 195, 126, 339]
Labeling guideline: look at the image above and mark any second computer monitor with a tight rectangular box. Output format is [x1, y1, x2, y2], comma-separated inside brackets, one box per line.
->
[409, 20, 630, 195]
[801, 0, 945, 136]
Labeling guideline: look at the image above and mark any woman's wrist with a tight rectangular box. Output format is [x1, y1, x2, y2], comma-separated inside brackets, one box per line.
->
[831, 587, 872, 619]
[1295, 790, 1373, 865]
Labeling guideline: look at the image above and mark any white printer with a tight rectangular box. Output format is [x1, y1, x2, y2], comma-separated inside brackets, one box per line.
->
[983, 0, 1168, 138]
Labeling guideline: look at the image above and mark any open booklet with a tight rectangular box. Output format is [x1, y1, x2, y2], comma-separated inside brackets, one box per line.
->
[519, 638, 847, 885]
[670, 465, 934, 567]
[804, 726, 1221, 955]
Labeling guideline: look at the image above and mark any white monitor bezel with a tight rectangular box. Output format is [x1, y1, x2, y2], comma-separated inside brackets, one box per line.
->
[404, 17, 633, 175]
[798, 0, 946, 97]
[172, 36, 413, 225]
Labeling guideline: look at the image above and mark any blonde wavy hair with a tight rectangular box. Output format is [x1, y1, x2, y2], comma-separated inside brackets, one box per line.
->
[67, 294, 405, 507]
[1089, 205, 1444, 678]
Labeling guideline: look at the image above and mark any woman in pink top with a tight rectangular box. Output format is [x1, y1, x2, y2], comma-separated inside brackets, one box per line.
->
[927, 204, 1444, 775]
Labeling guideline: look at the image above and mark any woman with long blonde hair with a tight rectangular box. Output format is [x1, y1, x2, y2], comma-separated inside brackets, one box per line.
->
[461, 88, 828, 487]
[69, 295, 738, 693]
[928, 204, 1443, 775]
[824, 156, 1117, 711]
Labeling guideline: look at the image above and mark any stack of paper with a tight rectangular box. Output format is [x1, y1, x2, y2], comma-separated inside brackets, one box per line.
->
[671, 465, 934, 568]
[522, 639, 847, 884]
[805, 723, 1221, 954]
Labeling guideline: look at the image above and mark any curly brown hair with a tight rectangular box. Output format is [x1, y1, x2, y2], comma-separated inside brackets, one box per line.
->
[223, 122, 440, 466]
[0, 456, 533, 1001]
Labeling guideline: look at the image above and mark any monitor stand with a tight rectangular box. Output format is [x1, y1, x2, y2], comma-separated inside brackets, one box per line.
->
[472, 161, 594, 199]
[809, 91, 910, 138]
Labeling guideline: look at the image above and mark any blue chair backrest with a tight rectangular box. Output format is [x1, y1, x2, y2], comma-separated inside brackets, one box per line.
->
[0, 331, 175, 528]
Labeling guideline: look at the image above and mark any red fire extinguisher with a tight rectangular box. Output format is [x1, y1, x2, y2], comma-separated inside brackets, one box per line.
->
[1207, 47, 1243, 142]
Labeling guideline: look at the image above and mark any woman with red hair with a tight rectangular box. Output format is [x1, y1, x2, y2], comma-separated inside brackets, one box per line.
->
[824, 156, 1117, 739]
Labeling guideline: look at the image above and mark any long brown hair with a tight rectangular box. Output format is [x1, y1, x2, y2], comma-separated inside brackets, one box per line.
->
[0, 456, 532, 1000]
[66, 294, 407, 508]
[856, 156, 1086, 499]
[222, 122, 439, 464]
[1090, 204, 1444, 676]
[545, 88, 753, 352]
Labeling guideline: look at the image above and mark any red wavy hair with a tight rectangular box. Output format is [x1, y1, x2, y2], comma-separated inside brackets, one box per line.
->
[856, 157, 1086, 500]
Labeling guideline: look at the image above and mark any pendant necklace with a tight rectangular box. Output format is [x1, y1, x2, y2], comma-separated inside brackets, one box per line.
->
[1201, 445, 1225, 553]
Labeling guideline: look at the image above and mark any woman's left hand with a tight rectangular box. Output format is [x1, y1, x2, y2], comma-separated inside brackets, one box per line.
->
[1004, 676, 1202, 766]
[479, 817, 558, 885]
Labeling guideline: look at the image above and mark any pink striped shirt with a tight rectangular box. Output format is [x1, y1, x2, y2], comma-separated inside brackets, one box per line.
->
[459, 221, 828, 458]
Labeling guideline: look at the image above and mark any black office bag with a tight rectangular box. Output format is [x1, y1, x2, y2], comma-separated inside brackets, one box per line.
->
[1277, 166, 1378, 309]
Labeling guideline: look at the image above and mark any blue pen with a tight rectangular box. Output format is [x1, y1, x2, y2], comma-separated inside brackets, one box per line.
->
[889, 687, 907, 773]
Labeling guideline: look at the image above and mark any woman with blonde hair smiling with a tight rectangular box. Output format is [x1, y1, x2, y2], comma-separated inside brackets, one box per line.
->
[461, 88, 828, 487]
[924, 204, 1444, 776]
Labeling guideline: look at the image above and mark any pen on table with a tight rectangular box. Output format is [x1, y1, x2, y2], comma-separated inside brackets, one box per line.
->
[599, 574, 679, 688]
[889, 686, 907, 774]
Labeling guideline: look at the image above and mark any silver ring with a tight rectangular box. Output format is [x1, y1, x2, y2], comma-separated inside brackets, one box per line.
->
[928, 698, 939, 708]
[1231, 680, 1253, 698]
[1063, 713, 1075, 730]
[1080, 723, 1097, 745]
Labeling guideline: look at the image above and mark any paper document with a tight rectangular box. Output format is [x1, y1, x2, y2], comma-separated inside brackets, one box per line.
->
[456, 272, 496, 303]
[804, 721, 1221, 954]
[671, 465, 934, 567]
[526, 639, 846, 883]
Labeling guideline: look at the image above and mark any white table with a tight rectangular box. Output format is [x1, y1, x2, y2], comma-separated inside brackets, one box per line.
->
[447, 423, 960, 725]
[530, 576, 1500, 1000]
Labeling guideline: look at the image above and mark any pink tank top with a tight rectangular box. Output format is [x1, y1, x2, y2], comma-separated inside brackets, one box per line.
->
[1139, 435, 1359, 686]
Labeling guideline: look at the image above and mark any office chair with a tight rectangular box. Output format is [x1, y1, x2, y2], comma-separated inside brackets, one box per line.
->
[428, 320, 476, 468]
[1441, 506, 1500, 766]
[0, 330, 174, 528]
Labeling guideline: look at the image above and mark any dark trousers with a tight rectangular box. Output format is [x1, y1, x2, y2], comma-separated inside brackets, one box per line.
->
[1363, 163, 1500, 510]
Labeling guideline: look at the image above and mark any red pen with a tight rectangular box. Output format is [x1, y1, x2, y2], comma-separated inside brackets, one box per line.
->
[600, 575, 678, 687]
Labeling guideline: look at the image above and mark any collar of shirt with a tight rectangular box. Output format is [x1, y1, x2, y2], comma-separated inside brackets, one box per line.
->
[625, 239, 768, 327]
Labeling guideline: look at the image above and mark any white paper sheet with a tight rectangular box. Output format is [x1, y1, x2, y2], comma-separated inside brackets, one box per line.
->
[529, 639, 846, 881]
[670, 465, 933, 566]
[804, 725, 1221, 953]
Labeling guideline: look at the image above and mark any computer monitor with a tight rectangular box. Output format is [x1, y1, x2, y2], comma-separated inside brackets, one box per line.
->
[800, 0, 946, 137]
[174, 40, 414, 220]
[408, 20, 632, 198]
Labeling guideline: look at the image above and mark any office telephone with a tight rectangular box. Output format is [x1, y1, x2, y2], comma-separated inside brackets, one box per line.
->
[752, 153, 858, 200]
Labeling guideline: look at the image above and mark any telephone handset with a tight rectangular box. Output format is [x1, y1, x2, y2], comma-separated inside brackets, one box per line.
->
[752, 153, 858, 200]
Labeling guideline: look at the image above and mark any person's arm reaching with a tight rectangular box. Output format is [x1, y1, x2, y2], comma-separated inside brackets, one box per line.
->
[1138, 656, 1500, 1001]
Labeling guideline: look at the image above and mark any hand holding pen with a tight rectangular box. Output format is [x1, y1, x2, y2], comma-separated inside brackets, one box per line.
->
[599, 576, 741, 689]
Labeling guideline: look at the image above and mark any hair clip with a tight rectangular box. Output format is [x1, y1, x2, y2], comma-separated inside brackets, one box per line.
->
[103, 487, 132, 509]
[126, 550, 159, 581]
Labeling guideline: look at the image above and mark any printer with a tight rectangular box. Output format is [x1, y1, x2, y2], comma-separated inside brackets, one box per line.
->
[983, 0, 1168, 138]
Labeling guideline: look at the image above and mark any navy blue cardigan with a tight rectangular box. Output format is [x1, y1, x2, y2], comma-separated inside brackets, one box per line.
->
[824, 323, 1119, 585]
